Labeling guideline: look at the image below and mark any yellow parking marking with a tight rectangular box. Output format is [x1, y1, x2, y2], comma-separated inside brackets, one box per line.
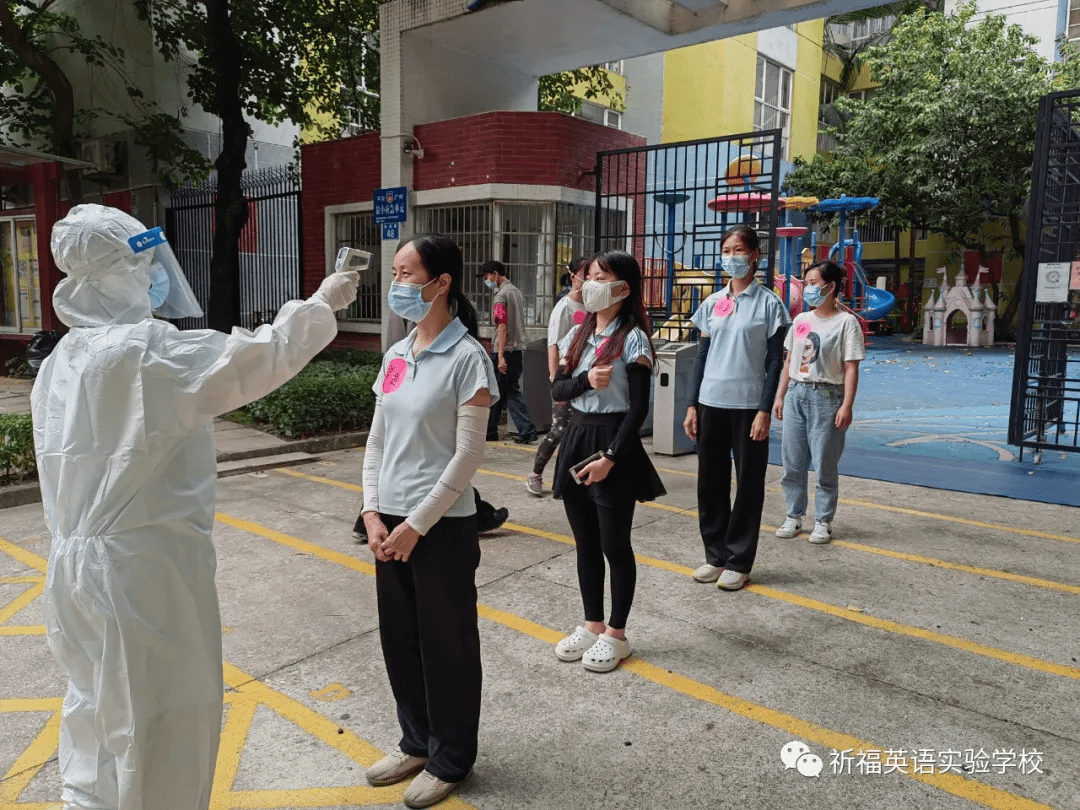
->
[309, 683, 352, 702]
[0, 709, 61, 805]
[0, 583, 43, 627]
[484, 443, 1079, 544]
[276, 467, 362, 494]
[0, 627, 45, 637]
[0, 536, 474, 810]
[474, 468, 1080, 596]
[278, 470, 1080, 682]
[220, 512, 1052, 810]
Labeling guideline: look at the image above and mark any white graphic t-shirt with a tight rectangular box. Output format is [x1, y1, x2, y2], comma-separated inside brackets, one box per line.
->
[784, 310, 865, 385]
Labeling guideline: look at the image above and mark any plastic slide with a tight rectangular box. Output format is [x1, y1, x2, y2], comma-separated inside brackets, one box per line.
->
[860, 287, 896, 321]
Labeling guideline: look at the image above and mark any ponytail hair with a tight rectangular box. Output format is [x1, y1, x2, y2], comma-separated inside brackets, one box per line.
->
[398, 232, 479, 339]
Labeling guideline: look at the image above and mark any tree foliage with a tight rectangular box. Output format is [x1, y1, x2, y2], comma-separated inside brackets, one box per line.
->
[0, 0, 211, 199]
[785, 2, 1080, 324]
[539, 67, 623, 115]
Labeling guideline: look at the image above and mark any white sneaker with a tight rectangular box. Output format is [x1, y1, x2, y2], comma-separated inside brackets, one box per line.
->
[692, 563, 723, 582]
[775, 517, 802, 538]
[555, 626, 600, 661]
[582, 634, 632, 673]
[404, 769, 467, 809]
[525, 472, 544, 496]
[717, 569, 749, 590]
[809, 521, 833, 544]
[365, 748, 428, 787]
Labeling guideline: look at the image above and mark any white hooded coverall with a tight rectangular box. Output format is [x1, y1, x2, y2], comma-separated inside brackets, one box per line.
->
[31, 204, 358, 810]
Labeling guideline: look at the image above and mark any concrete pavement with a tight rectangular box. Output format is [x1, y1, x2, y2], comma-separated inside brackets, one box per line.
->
[2, 439, 1078, 809]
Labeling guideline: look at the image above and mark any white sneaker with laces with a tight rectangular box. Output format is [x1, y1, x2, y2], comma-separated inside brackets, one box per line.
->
[809, 520, 833, 544]
[692, 563, 723, 582]
[717, 569, 749, 591]
[525, 472, 544, 496]
[555, 626, 600, 661]
[365, 748, 428, 787]
[775, 517, 802, 538]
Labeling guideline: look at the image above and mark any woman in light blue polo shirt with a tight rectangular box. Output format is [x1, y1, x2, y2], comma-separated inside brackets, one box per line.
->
[684, 226, 790, 591]
[551, 251, 666, 673]
[358, 234, 498, 808]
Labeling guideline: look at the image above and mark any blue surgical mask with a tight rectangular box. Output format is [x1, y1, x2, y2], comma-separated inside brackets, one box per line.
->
[387, 278, 437, 322]
[803, 284, 829, 308]
[484, 279, 496, 290]
[148, 262, 170, 310]
[722, 255, 753, 279]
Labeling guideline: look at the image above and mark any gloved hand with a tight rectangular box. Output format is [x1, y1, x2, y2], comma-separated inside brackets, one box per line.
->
[310, 271, 360, 311]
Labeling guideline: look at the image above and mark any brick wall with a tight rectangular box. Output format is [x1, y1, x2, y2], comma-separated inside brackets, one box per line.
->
[412, 112, 645, 192]
[300, 132, 381, 295]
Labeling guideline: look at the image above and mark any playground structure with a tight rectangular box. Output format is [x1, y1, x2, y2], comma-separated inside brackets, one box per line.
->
[922, 265, 997, 347]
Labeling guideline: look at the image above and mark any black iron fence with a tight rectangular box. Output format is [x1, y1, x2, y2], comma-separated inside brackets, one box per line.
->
[166, 164, 302, 331]
[1009, 90, 1080, 462]
[595, 130, 782, 342]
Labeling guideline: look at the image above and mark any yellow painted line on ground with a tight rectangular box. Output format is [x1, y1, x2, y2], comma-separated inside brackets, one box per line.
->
[0, 699, 62, 712]
[0, 709, 60, 803]
[479, 469, 1080, 596]
[0, 582, 43, 626]
[0, 577, 44, 585]
[0, 626, 45, 636]
[276, 466, 363, 493]
[223, 512, 1052, 810]
[284, 469, 1080, 683]
[216, 512, 374, 577]
[0, 537, 47, 574]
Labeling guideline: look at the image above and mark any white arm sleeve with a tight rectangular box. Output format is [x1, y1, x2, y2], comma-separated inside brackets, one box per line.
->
[361, 402, 385, 516]
[405, 404, 488, 535]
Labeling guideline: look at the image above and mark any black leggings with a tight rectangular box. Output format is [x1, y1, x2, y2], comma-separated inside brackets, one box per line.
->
[562, 486, 637, 630]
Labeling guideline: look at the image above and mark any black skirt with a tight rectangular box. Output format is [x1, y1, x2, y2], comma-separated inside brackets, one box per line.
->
[552, 410, 667, 506]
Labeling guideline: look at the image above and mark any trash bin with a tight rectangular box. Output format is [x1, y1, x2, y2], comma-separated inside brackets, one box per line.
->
[522, 337, 552, 433]
[652, 341, 698, 455]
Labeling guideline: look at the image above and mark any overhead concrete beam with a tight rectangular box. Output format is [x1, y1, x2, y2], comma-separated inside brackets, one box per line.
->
[599, 0, 731, 36]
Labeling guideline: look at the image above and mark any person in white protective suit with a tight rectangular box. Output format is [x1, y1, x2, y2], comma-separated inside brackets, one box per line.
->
[31, 204, 360, 810]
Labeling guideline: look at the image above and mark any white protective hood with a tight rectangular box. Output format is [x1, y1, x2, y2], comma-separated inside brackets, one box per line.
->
[32, 203, 343, 810]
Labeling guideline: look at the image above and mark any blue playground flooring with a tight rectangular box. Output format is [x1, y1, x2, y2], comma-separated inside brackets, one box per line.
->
[767, 336, 1080, 507]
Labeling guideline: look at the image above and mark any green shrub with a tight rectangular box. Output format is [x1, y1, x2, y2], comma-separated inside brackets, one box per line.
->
[313, 347, 383, 368]
[0, 413, 36, 484]
[246, 361, 379, 437]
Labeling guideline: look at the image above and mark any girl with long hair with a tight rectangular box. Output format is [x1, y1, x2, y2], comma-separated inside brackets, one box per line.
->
[550, 250, 666, 673]
[359, 233, 496, 808]
[684, 226, 790, 591]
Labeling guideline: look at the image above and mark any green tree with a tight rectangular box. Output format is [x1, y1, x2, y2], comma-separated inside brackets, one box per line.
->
[786, 2, 1080, 328]
[0, 0, 211, 203]
[539, 67, 623, 115]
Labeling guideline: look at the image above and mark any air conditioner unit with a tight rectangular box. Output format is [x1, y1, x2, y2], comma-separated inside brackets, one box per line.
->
[80, 139, 116, 175]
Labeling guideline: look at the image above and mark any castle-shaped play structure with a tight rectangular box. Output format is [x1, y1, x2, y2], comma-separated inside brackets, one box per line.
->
[922, 266, 996, 347]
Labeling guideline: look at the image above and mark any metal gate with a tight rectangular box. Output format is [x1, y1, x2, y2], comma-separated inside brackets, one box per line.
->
[166, 164, 302, 331]
[594, 130, 782, 341]
[1009, 91, 1080, 462]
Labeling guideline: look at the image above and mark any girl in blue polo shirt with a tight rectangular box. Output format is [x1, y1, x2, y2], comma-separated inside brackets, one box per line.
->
[359, 234, 498, 808]
[551, 251, 666, 673]
[685, 226, 790, 591]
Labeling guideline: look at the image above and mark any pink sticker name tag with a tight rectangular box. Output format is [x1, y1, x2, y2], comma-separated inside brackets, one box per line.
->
[573, 309, 586, 325]
[795, 321, 812, 340]
[714, 297, 735, 318]
[382, 358, 407, 393]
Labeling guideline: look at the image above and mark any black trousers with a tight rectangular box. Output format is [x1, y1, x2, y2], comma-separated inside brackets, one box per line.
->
[696, 405, 769, 574]
[561, 484, 638, 630]
[375, 513, 482, 782]
[487, 350, 535, 438]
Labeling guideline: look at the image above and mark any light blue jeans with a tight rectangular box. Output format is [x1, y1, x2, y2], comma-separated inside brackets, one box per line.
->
[780, 381, 848, 523]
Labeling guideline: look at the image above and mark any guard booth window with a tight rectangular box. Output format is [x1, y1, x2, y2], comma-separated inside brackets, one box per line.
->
[334, 211, 381, 322]
[0, 218, 41, 332]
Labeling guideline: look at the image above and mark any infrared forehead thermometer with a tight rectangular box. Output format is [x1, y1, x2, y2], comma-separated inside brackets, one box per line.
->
[335, 247, 372, 273]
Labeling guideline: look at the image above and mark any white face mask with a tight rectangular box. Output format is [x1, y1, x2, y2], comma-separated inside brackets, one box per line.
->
[581, 279, 629, 313]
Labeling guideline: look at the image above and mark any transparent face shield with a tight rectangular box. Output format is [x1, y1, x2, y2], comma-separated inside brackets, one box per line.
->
[128, 227, 204, 319]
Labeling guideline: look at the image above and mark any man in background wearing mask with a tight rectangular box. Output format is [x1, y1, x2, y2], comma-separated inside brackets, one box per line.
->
[32, 204, 360, 810]
[480, 260, 537, 444]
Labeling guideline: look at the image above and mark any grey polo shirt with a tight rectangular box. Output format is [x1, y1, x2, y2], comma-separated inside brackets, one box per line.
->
[493, 279, 528, 351]
[690, 281, 790, 410]
[557, 319, 653, 413]
[372, 318, 499, 519]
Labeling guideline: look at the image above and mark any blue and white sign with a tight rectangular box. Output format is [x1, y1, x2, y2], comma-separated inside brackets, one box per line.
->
[128, 227, 167, 254]
[382, 222, 400, 241]
[374, 186, 408, 224]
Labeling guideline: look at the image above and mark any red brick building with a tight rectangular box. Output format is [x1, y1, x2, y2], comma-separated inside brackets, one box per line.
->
[301, 111, 645, 350]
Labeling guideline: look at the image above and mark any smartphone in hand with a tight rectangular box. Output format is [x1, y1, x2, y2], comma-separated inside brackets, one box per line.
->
[569, 451, 605, 484]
